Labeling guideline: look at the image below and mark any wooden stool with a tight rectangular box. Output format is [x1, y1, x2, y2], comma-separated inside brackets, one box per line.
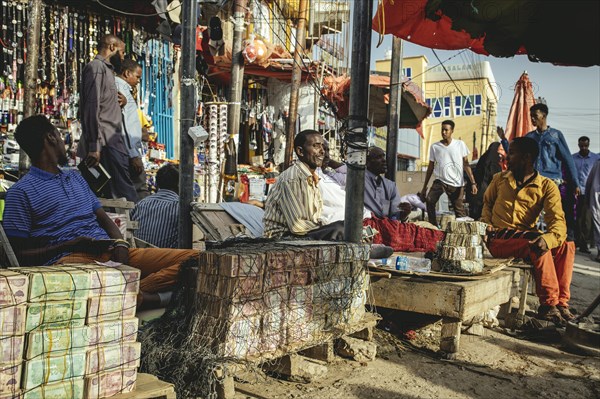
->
[111, 373, 176, 399]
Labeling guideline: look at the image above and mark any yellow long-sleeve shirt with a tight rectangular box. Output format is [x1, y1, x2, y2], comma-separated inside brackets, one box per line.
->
[481, 171, 566, 250]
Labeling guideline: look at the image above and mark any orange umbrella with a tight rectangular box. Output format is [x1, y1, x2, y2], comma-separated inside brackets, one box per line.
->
[505, 72, 536, 142]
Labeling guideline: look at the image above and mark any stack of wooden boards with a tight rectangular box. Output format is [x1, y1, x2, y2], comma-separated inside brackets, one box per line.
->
[196, 241, 371, 360]
[0, 265, 141, 399]
[438, 221, 488, 274]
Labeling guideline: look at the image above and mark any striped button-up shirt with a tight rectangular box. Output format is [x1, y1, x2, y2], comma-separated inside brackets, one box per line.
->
[263, 162, 323, 238]
[130, 189, 179, 248]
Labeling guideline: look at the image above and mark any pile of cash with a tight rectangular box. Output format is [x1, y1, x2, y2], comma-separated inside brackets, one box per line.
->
[438, 221, 488, 274]
[196, 241, 370, 360]
[0, 265, 141, 399]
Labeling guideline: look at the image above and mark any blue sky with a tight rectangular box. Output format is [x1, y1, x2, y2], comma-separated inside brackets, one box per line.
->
[367, 34, 600, 154]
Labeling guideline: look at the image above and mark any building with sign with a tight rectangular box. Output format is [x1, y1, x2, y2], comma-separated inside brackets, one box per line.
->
[375, 55, 498, 170]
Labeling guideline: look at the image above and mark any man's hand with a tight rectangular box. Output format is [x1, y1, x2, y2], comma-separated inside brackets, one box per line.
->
[84, 151, 101, 168]
[483, 225, 494, 244]
[470, 183, 478, 195]
[117, 92, 127, 108]
[111, 246, 130, 264]
[574, 187, 581, 197]
[64, 237, 96, 253]
[398, 202, 412, 222]
[529, 236, 549, 256]
[130, 157, 144, 174]
[497, 126, 506, 140]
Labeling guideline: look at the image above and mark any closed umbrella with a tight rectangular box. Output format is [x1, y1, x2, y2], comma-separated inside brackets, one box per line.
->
[505, 72, 536, 142]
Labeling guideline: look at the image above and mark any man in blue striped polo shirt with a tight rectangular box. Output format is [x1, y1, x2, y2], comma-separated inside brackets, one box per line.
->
[131, 163, 180, 248]
[2, 116, 198, 309]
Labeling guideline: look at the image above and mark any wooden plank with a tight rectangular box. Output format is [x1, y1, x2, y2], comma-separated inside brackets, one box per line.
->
[459, 271, 513, 320]
[110, 373, 175, 399]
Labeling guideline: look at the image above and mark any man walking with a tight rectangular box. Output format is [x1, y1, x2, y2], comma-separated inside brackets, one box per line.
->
[572, 136, 599, 253]
[420, 120, 477, 227]
[79, 34, 137, 203]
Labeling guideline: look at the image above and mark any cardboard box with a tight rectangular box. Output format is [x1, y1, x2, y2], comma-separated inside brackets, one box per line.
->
[25, 326, 89, 359]
[0, 271, 29, 306]
[22, 378, 84, 399]
[25, 300, 87, 332]
[86, 294, 136, 324]
[84, 368, 136, 399]
[22, 350, 86, 390]
[14, 267, 90, 303]
[86, 342, 141, 374]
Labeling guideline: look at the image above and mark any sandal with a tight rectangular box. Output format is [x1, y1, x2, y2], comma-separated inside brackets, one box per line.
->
[557, 306, 576, 321]
[537, 305, 565, 324]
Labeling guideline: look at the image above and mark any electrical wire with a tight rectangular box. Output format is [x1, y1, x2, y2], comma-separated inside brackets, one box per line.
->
[431, 49, 466, 99]
[95, 0, 181, 17]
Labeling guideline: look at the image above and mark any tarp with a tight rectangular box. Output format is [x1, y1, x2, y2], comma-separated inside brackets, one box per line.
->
[322, 75, 431, 134]
[373, 0, 600, 67]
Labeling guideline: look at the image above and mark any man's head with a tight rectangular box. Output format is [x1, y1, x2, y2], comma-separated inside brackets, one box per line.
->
[120, 59, 142, 89]
[322, 139, 331, 168]
[156, 163, 180, 194]
[508, 137, 539, 176]
[294, 130, 324, 171]
[15, 115, 68, 166]
[98, 34, 125, 70]
[530, 103, 548, 129]
[578, 136, 590, 156]
[366, 146, 387, 175]
[441, 120, 455, 141]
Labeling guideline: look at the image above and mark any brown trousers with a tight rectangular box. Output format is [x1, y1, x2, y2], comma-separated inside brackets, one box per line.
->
[426, 179, 466, 226]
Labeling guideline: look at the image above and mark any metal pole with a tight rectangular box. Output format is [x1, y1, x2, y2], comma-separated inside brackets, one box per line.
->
[385, 36, 403, 181]
[20, 0, 43, 176]
[177, 0, 198, 249]
[228, 0, 247, 147]
[344, 0, 373, 243]
[284, 0, 309, 169]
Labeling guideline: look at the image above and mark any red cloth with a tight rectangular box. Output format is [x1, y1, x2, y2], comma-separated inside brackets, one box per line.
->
[363, 217, 445, 252]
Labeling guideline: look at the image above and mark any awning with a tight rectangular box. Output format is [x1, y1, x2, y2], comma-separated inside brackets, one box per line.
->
[373, 0, 600, 67]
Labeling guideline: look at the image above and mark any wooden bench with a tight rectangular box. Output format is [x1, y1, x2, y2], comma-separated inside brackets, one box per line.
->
[110, 373, 175, 399]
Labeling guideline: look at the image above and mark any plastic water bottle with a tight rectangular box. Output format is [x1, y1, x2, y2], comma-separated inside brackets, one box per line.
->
[406, 257, 431, 273]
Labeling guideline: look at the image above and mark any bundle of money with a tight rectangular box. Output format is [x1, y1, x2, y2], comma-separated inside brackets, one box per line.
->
[87, 318, 139, 347]
[25, 299, 88, 331]
[22, 350, 86, 390]
[446, 221, 488, 235]
[0, 335, 24, 364]
[14, 267, 91, 303]
[87, 293, 137, 324]
[69, 265, 140, 297]
[25, 325, 89, 359]
[84, 368, 136, 399]
[22, 378, 84, 399]
[440, 259, 485, 274]
[85, 342, 141, 374]
[444, 233, 482, 247]
[0, 363, 21, 396]
[0, 270, 29, 306]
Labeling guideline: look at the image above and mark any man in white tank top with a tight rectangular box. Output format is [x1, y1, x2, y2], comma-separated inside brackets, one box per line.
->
[419, 120, 478, 227]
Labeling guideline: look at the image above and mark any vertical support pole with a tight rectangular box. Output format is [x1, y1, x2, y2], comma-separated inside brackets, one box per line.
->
[177, 0, 198, 249]
[385, 37, 403, 181]
[344, 0, 373, 243]
[284, 0, 309, 169]
[20, 0, 43, 176]
[228, 0, 247, 149]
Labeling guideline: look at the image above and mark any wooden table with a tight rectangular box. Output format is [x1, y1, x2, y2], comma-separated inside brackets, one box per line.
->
[111, 373, 176, 399]
[369, 270, 516, 357]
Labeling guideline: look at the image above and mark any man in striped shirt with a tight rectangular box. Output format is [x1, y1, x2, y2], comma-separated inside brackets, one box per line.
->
[263, 130, 344, 240]
[2, 116, 198, 309]
[131, 163, 179, 248]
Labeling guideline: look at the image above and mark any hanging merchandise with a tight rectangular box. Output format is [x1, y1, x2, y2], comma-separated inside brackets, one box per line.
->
[204, 102, 220, 202]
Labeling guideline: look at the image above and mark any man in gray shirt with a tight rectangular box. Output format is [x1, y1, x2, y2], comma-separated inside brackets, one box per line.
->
[364, 147, 402, 219]
[79, 34, 137, 202]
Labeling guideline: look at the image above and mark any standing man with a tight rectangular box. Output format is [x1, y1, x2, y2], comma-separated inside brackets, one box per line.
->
[525, 103, 579, 241]
[572, 136, 599, 253]
[482, 137, 575, 322]
[420, 120, 477, 227]
[586, 159, 600, 262]
[131, 163, 180, 248]
[364, 147, 403, 219]
[79, 34, 137, 203]
[116, 59, 150, 201]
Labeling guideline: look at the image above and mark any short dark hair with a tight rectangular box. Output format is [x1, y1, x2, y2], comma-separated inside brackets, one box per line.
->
[579, 136, 590, 143]
[14, 115, 55, 161]
[156, 163, 179, 193]
[511, 137, 539, 161]
[98, 34, 121, 50]
[530, 103, 548, 116]
[294, 129, 320, 150]
[120, 59, 140, 75]
[441, 120, 455, 129]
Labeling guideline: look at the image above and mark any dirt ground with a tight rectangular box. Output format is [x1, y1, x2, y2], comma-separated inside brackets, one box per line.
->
[233, 252, 600, 399]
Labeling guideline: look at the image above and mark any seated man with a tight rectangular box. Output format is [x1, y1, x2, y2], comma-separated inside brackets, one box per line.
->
[2, 116, 198, 309]
[263, 130, 344, 240]
[481, 137, 575, 322]
[364, 146, 402, 220]
[131, 163, 180, 248]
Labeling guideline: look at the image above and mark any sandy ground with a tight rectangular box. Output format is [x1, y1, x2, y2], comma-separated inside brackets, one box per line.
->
[233, 251, 600, 399]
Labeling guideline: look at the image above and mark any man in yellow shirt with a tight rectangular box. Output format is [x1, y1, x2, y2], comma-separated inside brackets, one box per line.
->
[481, 137, 575, 323]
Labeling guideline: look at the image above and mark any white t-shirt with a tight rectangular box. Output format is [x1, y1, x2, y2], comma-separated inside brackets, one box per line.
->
[429, 139, 470, 187]
[317, 168, 371, 224]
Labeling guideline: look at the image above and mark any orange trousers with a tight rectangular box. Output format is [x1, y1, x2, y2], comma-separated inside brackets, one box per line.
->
[488, 238, 575, 307]
[55, 248, 199, 294]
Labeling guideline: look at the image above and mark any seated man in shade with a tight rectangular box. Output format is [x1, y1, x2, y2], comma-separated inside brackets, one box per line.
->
[2, 116, 198, 309]
[481, 137, 575, 322]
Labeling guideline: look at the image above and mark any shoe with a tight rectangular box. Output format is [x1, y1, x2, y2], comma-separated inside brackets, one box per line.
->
[579, 247, 591, 254]
[557, 305, 576, 322]
[537, 305, 565, 324]
[369, 244, 394, 259]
